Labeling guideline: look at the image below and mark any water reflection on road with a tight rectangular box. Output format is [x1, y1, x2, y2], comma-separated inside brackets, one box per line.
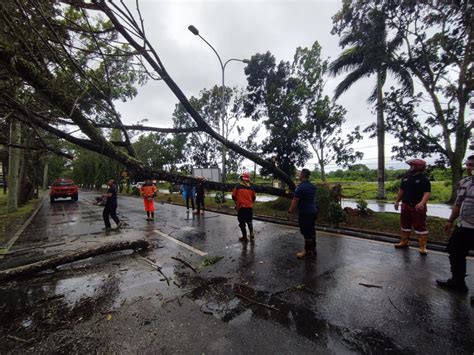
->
[210, 193, 452, 218]
[342, 199, 451, 219]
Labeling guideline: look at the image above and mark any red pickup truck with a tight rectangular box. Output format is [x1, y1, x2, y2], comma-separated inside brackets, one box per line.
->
[50, 178, 79, 202]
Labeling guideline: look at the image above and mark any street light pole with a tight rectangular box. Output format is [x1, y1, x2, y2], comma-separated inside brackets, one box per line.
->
[188, 25, 248, 184]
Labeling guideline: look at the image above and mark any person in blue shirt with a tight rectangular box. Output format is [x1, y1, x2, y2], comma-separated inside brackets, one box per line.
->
[288, 168, 317, 259]
[180, 179, 196, 212]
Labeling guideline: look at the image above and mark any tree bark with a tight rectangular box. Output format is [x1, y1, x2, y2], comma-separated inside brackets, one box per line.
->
[376, 71, 386, 199]
[0, 239, 150, 282]
[42, 160, 49, 191]
[7, 119, 21, 212]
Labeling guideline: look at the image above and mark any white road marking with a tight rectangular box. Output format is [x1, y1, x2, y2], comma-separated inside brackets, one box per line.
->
[153, 230, 208, 256]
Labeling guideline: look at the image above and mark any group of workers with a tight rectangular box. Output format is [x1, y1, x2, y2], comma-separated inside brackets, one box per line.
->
[100, 154, 474, 297]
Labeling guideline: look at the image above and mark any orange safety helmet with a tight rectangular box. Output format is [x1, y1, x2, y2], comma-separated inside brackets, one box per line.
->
[406, 159, 427, 172]
[240, 172, 251, 181]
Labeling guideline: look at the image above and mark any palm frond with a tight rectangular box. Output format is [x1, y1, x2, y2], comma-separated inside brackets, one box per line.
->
[334, 65, 373, 99]
[329, 46, 364, 76]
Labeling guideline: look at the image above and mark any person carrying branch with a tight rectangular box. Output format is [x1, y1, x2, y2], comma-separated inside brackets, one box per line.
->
[232, 172, 256, 243]
[140, 179, 157, 221]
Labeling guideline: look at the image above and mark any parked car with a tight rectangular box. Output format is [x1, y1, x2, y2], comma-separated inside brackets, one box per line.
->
[50, 178, 79, 202]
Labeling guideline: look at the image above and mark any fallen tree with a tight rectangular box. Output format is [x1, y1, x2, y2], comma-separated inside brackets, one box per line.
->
[0, 239, 150, 282]
[0, 1, 296, 194]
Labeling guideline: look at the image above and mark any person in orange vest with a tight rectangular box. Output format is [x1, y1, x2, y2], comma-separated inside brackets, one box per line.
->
[140, 179, 157, 221]
[232, 172, 256, 243]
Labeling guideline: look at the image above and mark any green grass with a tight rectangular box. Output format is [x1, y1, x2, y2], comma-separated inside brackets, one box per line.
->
[334, 181, 451, 204]
[0, 190, 44, 246]
[153, 190, 452, 244]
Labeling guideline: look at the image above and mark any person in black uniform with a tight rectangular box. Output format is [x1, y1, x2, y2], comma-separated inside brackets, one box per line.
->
[194, 177, 206, 215]
[103, 179, 124, 230]
[394, 159, 431, 255]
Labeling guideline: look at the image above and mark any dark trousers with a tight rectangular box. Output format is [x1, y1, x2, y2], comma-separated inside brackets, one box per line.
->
[103, 205, 120, 228]
[447, 226, 474, 282]
[299, 213, 316, 250]
[185, 196, 195, 210]
[196, 196, 205, 213]
[238, 207, 253, 237]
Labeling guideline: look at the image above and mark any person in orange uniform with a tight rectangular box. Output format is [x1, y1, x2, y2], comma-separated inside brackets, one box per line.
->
[232, 172, 256, 243]
[140, 179, 157, 221]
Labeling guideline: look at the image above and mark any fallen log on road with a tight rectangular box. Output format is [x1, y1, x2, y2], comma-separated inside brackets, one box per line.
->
[0, 239, 150, 282]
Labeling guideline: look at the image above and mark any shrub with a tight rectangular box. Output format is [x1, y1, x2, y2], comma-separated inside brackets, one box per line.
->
[328, 202, 345, 227]
[386, 180, 401, 193]
[214, 191, 226, 204]
[131, 186, 141, 197]
[315, 184, 331, 220]
[356, 198, 369, 215]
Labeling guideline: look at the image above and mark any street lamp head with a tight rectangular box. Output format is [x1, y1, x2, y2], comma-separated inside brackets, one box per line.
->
[188, 25, 199, 36]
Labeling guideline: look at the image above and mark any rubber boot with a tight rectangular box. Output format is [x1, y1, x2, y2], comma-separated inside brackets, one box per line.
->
[146, 212, 150, 221]
[418, 234, 428, 255]
[296, 239, 316, 259]
[395, 231, 410, 249]
[249, 223, 255, 239]
[239, 223, 248, 243]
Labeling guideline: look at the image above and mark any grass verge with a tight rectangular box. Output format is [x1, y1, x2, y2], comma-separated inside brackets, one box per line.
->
[0, 191, 45, 247]
[155, 192, 450, 244]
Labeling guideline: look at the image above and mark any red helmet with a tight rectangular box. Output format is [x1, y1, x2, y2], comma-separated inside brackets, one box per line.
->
[240, 172, 251, 181]
[406, 159, 426, 172]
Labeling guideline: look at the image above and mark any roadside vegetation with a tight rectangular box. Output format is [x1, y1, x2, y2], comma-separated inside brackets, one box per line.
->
[153, 186, 450, 244]
[0, 191, 44, 249]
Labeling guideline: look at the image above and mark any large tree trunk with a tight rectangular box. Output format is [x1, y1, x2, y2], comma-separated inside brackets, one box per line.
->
[0, 239, 150, 282]
[17, 144, 29, 205]
[7, 119, 21, 212]
[376, 71, 386, 200]
[1, 159, 7, 194]
[42, 160, 49, 191]
[319, 160, 326, 182]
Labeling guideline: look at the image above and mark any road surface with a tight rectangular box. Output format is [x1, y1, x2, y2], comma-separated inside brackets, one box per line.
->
[0, 191, 473, 354]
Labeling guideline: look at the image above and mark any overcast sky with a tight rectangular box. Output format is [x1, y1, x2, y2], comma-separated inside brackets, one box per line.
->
[115, 0, 421, 172]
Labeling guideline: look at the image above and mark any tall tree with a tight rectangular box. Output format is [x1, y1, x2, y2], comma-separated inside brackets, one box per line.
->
[133, 133, 185, 171]
[382, 1, 473, 201]
[292, 42, 363, 181]
[0, 0, 295, 194]
[7, 119, 21, 212]
[173, 85, 252, 174]
[304, 96, 363, 181]
[331, 3, 413, 199]
[244, 52, 311, 178]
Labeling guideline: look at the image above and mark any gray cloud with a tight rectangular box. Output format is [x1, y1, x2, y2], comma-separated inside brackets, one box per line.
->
[115, 0, 426, 170]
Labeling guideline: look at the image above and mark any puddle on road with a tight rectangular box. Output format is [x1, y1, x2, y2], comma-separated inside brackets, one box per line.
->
[181, 275, 411, 354]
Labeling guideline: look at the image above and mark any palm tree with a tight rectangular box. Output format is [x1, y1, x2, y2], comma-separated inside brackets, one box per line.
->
[329, 9, 413, 199]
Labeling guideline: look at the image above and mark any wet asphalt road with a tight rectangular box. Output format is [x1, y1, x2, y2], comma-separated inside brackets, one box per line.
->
[0, 190, 473, 354]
